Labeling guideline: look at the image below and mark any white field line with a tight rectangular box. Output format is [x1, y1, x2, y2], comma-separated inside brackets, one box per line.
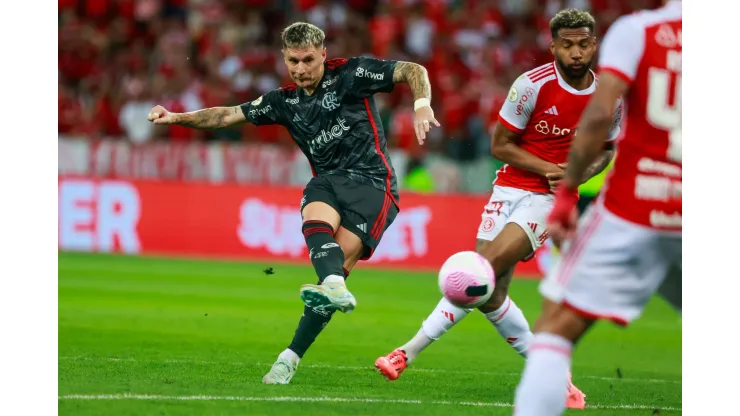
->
[58, 356, 681, 384]
[56, 394, 681, 411]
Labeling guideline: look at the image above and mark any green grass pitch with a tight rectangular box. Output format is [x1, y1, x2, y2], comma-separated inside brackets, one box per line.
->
[58, 252, 681, 415]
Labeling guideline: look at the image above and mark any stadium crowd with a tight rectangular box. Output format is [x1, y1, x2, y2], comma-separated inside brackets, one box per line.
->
[59, 0, 660, 164]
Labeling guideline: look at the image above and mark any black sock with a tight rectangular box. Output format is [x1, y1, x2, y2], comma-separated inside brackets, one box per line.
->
[302, 220, 345, 282]
[288, 268, 350, 358]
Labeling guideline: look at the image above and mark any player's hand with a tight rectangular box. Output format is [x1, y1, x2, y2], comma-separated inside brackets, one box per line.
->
[547, 185, 579, 249]
[147, 105, 177, 125]
[545, 163, 567, 192]
[414, 106, 441, 145]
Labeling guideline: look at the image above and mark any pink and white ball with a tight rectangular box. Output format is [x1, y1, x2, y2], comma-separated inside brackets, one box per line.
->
[438, 251, 495, 308]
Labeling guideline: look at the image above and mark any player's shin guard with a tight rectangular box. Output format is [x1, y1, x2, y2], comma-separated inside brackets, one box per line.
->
[513, 333, 572, 416]
[483, 296, 533, 358]
[287, 268, 350, 358]
[401, 297, 471, 363]
[302, 221, 345, 282]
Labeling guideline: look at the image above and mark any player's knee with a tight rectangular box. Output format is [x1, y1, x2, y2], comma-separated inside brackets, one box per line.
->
[478, 284, 509, 312]
[301, 202, 341, 230]
[536, 303, 593, 343]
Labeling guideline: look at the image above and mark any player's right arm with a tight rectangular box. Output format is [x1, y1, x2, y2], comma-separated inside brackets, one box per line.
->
[147, 90, 283, 128]
[491, 76, 560, 176]
[148, 105, 246, 129]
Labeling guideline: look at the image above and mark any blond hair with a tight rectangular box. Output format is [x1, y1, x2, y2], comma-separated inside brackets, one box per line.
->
[281, 22, 325, 49]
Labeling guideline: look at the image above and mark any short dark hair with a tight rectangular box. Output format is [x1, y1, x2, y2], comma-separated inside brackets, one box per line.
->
[281, 22, 325, 49]
[549, 9, 596, 39]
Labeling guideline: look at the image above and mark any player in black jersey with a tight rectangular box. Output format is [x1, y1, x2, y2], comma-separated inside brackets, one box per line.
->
[147, 22, 440, 384]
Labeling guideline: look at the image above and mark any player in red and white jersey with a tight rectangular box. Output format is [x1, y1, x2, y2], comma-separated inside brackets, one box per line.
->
[375, 9, 622, 409]
[513, 1, 681, 415]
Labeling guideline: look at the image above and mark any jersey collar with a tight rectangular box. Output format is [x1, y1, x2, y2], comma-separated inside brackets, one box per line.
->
[554, 61, 597, 95]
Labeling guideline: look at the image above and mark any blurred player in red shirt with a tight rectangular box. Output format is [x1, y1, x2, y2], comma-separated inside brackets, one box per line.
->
[513, 1, 681, 414]
[376, 9, 624, 409]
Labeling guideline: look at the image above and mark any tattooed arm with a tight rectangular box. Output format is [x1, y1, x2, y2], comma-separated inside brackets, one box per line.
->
[174, 107, 246, 129]
[392, 61, 432, 101]
[392, 61, 439, 144]
[148, 89, 284, 128]
[148, 105, 246, 129]
[563, 73, 628, 189]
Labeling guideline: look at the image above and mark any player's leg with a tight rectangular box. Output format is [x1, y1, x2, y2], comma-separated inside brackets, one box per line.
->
[262, 178, 348, 384]
[298, 176, 392, 314]
[395, 188, 546, 365]
[474, 224, 537, 358]
[514, 208, 676, 415]
[299, 223, 366, 313]
[376, 187, 535, 380]
[297, 176, 359, 314]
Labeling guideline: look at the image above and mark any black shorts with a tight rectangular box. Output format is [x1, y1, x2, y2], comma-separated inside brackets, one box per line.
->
[301, 175, 398, 260]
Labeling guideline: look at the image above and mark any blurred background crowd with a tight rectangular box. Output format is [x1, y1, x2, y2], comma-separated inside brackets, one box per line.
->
[58, 0, 661, 193]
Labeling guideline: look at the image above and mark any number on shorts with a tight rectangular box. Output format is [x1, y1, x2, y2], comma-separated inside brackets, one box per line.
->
[646, 50, 682, 163]
[487, 201, 503, 215]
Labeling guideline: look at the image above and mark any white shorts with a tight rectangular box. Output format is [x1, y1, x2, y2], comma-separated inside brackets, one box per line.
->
[539, 203, 682, 326]
[476, 185, 553, 252]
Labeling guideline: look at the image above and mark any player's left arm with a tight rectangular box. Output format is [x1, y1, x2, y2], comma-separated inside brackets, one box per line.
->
[392, 61, 440, 144]
[392, 62, 432, 102]
[562, 73, 628, 189]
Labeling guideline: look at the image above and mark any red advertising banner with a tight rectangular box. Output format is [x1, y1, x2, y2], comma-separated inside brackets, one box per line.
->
[58, 176, 549, 277]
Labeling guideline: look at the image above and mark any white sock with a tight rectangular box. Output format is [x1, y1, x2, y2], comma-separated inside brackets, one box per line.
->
[483, 296, 533, 358]
[513, 332, 572, 416]
[401, 297, 470, 363]
[323, 275, 345, 286]
[279, 348, 300, 366]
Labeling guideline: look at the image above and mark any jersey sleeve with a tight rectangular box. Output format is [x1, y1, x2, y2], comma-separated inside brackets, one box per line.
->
[598, 15, 645, 85]
[606, 97, 624, 141]
[497, 75, 538, 133]
[345, 56, 397, 98]
[239, 89, 284, 126]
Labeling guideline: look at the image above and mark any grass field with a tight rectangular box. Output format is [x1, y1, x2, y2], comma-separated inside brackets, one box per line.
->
[58, 252, 681, 415]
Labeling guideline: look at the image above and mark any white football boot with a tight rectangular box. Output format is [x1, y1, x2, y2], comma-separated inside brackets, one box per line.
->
[300, 275, 356, 314]
[262, 357, 298, 384]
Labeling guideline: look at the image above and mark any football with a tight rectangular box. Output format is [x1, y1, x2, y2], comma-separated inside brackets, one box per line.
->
[438, 251, 495, 308]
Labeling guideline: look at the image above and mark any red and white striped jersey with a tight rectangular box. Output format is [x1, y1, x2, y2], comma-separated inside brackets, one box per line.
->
[496, 62, 623, 194]
[598, 0, 682, 231]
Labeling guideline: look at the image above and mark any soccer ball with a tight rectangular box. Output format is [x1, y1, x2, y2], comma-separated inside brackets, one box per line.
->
[438, 251, 495, 309]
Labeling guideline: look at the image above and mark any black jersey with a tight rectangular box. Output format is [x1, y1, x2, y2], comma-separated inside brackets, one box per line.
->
[239, 57, 400, 207]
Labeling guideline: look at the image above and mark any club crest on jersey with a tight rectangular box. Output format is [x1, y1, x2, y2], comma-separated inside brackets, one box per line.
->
[507, 87, 518, 102]
[322, 91, 340, 110]
[252, 96, 263, 106]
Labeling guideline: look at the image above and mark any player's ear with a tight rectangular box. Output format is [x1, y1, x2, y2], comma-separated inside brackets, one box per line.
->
[550, 41, 555, 56]
[321, 47, 327, 62]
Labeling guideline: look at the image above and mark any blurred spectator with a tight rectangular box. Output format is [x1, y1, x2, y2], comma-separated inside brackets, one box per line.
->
[119, 72, 156, 144]
[58, 0, 661, 191]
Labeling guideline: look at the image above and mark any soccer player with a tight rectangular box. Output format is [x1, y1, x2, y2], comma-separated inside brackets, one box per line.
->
[512, 1, 681, 414]
[375, 9, 622, 408]
[146, 22, 440, 384]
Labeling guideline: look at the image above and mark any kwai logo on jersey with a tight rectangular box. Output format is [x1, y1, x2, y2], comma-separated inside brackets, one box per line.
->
[322, 91, 340, 110]
[535, 120, 571, 136]
[355, 67, 384, 80]
[310, 117, 350, 151]
[285, 97, 299, 105]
